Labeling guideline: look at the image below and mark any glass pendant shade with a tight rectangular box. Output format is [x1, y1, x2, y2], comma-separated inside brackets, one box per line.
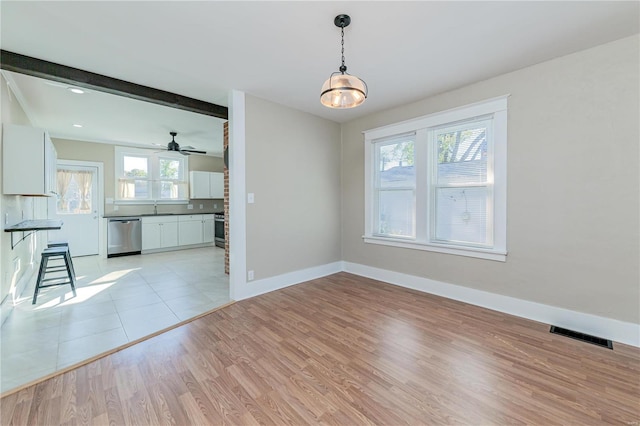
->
[320, 73, 367, 109]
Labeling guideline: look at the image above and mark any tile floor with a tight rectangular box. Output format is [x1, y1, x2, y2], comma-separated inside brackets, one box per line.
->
[0, 246, 229, 394]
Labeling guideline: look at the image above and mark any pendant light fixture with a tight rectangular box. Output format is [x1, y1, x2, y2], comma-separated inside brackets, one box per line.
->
[320, 14, 368, 109]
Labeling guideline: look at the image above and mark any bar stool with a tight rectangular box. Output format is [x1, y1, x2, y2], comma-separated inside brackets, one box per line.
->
[47, 241, 76, 281]
[32, 246, 77, 304]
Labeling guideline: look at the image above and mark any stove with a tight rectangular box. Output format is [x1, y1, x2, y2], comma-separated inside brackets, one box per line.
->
[214, 212, 225, 248]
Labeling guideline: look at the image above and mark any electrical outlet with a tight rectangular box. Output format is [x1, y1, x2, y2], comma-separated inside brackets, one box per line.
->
[4, 213, 8, 225]
[187, 204, 193, 210]
[199, 204, 203, 209]
[113, 205, 119, 211]
[248, 270, 254, 281]
[247, 193, 255, 204]
[214, 203, 217, 209]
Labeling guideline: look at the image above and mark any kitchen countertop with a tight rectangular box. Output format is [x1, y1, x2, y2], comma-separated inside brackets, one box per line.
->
[103, 212, 221, 218]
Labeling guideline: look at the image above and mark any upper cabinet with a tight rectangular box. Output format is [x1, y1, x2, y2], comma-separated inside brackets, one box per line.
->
[2, 124, 57, 196]
[189, 171, 223, 199]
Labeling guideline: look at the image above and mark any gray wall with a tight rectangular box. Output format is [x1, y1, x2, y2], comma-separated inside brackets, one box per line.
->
[245, 95, 341, 280]
[341, 35, 639, 324]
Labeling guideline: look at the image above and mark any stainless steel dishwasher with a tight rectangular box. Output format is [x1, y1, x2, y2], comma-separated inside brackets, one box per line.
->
[107, 217, 142, 257]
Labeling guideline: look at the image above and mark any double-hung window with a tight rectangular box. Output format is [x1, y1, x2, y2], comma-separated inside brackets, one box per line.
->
[364, 96, 508, 261]
[115, 147, 188, 203]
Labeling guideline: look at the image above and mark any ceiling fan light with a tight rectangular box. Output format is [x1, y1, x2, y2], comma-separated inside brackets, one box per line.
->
[320, 73, 367, 109]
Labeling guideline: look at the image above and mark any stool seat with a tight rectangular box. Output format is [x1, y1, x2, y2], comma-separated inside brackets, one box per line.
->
[47, 241, 69, 247]
[33, 246, 77, 304]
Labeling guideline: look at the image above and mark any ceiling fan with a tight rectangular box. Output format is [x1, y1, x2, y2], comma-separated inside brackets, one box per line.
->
[154, 131, 206, 155]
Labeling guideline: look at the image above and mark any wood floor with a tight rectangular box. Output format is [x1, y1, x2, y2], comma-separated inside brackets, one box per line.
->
[1, 272, 639, 425]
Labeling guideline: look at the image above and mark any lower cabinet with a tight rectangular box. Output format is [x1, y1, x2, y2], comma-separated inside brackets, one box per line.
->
[141, 214, 215, 252]
[178, 215, 203, 246]
[141, 216, 178, 250]
[203, 214, 215, 243]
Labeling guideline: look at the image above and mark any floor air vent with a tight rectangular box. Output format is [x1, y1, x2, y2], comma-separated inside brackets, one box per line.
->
[550, 326, 613, 349]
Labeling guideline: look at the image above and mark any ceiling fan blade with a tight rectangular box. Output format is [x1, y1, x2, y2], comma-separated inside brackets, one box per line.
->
[181, 149, 207, 154]
[178, 150, 191, 156]
[181, 145, 195, 149]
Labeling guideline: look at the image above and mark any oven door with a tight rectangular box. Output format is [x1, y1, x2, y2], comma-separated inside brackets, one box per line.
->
[214, 216, 225, 248]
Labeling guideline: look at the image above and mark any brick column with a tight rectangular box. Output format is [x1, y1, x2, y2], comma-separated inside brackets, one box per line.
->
[223, 121, 230, 275]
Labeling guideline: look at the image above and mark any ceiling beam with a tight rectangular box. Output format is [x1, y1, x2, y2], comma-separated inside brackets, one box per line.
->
[0, 50, 228, 120]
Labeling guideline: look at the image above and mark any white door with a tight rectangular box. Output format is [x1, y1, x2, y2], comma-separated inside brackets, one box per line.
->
[48, 163, 100, 256]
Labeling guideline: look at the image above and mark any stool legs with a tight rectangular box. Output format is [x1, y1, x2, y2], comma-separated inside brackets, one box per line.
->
[32, 255, 49, 305]
[32, 247, 77, 305]
[48, 242, 76, 280]
[64, 250, 77, 297]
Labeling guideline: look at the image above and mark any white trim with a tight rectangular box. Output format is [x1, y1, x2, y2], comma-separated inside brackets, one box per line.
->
[342, 261, 640, 347]
[114, 146, 189, 202]
[55, 159, 105, 257]
[363, 236, 507, 262]
[234, 262, 343, 301]
[228, 90, 246, 301]
[363, 96, 508, 259]
[363, 95, 509, 140]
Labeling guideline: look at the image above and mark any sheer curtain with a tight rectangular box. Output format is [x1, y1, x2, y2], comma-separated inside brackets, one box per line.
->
[75, 171, 92, 211]
[56, 169, 73, 211]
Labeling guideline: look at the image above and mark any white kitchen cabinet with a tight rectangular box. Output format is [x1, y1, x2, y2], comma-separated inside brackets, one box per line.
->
[178, 214, 204, 246]
[203, 214, 215, 243]
[209, 173, 224, 199]
[189, 171, 223, 199]
[142, 216, 178, 250]
[2, 124, 57, 196]
[189, 171, 210, 199]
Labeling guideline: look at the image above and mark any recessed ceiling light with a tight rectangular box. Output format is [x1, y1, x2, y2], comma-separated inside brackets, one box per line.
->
[73, 124, 83, 128]
[68, 88, 84, 94]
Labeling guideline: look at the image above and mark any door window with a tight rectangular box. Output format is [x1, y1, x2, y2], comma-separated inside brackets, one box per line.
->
[57, 169, 93, 214]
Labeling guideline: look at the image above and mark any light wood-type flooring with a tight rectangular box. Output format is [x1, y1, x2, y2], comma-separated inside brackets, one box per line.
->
[1, 272, 639, 424]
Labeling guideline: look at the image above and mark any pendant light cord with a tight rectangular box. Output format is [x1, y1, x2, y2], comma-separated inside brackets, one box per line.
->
[340, 25, 347, 73]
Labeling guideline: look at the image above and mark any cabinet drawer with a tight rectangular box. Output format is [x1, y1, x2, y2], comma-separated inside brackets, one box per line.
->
[178, 214, 203, 222]
[142, 215, 178, 224]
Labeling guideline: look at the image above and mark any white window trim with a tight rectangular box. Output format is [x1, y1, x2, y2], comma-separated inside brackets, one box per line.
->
[114, 146, 189, 204]
[363, 95, 508, 262]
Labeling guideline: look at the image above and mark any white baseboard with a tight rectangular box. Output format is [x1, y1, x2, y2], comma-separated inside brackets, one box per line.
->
[234, 261, 343, 301]
[141, 242, 215, 255]
[343, 261, 640, 348]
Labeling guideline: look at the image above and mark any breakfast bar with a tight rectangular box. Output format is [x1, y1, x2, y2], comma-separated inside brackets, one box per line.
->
[4, 219, 63, 249]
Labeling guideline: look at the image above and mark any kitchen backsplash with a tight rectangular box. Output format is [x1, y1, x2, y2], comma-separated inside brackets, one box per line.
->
[104, 199, 223, 216]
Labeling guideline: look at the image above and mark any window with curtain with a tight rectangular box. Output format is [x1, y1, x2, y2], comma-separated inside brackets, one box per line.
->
[364, 96, 508, 261]
[56, 169, 92, 214]
[115, 147, 188, 202]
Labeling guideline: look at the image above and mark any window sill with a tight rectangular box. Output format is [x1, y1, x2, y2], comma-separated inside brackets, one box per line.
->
[363, 235, 507, 262]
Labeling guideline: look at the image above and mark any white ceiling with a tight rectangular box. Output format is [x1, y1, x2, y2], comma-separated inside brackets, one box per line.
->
[1, 1, 638, 155]
[2, 70, 226, 156]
